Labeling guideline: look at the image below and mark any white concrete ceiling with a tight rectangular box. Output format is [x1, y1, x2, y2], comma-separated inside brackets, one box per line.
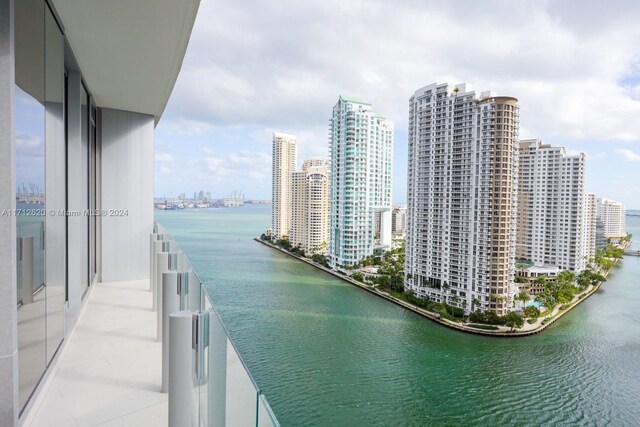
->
[51, 0, 200, 122]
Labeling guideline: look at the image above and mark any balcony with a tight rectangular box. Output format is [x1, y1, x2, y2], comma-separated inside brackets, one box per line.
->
[24, 223, 279, 427]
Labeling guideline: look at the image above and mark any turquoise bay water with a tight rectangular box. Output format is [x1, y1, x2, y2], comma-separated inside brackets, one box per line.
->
[157, 206, 640, 426]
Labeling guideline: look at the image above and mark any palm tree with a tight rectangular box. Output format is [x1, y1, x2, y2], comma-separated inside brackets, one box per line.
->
[516, 290, 530, 308]
[442, 282, 451, 305]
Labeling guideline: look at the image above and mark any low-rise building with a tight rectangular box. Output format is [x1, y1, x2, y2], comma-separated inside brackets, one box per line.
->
[515, 263, 560, 295]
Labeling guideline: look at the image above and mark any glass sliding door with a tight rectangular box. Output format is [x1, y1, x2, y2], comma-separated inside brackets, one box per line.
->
[15, 0, 67, 412]
[80, 85, 89, 293]
[44, 1, 66, 365]
[15, 0, 46, 411]
[89, 103, 97, 284]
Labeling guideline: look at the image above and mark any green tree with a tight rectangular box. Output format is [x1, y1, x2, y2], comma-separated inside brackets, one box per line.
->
[577, 269, 592, 289]
[504, 311, 524, 331]
[442, 282, 451, 305]
[557, 270, 576, 284]
[523, 305, 540, 318]
[311, 254, 329, 268]
[516, 290, 530, 307]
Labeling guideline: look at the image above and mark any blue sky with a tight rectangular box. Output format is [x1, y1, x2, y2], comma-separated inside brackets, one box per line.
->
[155, 0, 640, 208]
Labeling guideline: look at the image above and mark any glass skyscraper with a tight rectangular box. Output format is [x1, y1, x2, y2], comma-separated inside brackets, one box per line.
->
[328, 96, 393, 268]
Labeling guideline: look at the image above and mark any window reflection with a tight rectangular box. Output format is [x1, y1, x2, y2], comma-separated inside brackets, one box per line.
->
[44, 0, 65, 365]
[15, 86, 46, 305]
[15, 0, 46, 411]
[81, 85, 89, 292]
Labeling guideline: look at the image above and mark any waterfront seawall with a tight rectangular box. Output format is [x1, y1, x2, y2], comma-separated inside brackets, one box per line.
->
[254, 238, 626, 337]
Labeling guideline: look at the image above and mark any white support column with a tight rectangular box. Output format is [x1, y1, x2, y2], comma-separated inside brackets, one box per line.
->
[151, 239, 165, 312]
[156, 252, 171, 342]
[101, 108, 154, 282]
[65, 70, 83, 313]
[168, 311, 194, 427]
[150, 234, 157, 291]
[161, 272, 180, 393]
[380, 209, 392, 247]
[208, 312, 227, 427]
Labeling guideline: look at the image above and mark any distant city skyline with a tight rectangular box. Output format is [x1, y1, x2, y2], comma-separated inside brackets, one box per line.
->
[154, 0, 640, 208]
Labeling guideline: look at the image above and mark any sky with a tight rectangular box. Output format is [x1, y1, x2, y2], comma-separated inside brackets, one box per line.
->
[154, 0, 640, 209]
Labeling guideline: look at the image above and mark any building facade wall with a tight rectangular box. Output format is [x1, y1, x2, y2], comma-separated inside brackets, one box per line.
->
[271, 133, 296, 240]
[597, 197, 626, 238]
[329, 96, 393, 268]
[101, 108, 154, 282]
[391, 205, 407, 236]
[516, 139, 587, 272]
[583, 193, 597, 264]
[1, 0, 198, 423]
[290, 158, 330, 254]
[405, 83, 518, 315]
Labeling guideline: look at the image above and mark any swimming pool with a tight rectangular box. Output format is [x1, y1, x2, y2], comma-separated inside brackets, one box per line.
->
[526, 300, 543, 309]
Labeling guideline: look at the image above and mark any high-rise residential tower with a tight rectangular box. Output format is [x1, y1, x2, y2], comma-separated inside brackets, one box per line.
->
[596, 197, 626, 239]
[405, 83, 519, 315]
[291, 158, 330, 254]
[272, 132, 297, 239]
[392, 205, 408, 236]
[584, 193, 598, 263]
[516, 139, 588, 272]
[329, 96, 393, 268]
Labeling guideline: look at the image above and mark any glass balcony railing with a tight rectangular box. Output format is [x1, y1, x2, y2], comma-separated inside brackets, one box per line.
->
[155, 222, 279, 427]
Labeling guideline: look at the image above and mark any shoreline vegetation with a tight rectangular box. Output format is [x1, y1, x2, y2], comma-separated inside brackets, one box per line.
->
[255, 234, 631, 337]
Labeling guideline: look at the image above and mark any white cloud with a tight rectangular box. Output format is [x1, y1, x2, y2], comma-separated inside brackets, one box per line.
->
[16, 132, 44, 157]
[616, 148, 640, 162]
[155, 153, 173, 163]
[195, 149, 271, 183]
[156, 0, 640, 205]
[161, 0, 640, 144]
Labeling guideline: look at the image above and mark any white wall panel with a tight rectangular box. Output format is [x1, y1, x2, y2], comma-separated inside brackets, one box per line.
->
[101, 108, 154, 282]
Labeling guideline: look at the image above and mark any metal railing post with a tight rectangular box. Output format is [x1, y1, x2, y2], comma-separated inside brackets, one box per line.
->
[168, 310, 194, 427]
[156, 248, 176, 342]
[193, 310, 209, 426]
[19, 236, 34, 304]
[151, 237, 165, 308]
[162, 272, 180, 393]
[179, 272, 189, 311]
[150, 233, 162, 291]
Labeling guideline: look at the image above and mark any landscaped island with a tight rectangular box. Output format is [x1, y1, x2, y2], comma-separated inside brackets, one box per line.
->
[256, 234, 630, 336]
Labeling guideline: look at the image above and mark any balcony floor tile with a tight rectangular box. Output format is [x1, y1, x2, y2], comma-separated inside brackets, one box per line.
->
[25, 279, 167, 427]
